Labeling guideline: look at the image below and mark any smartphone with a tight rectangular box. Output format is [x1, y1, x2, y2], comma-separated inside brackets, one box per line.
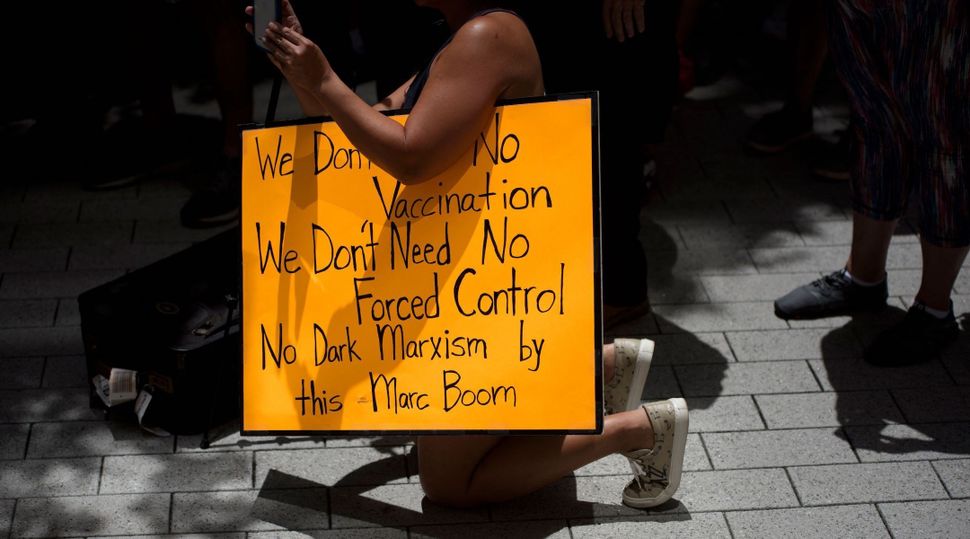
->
[253, 0, 282, 52]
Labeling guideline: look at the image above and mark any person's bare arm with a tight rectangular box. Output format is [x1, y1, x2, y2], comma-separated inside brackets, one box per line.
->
[373, 75, 417, 112]
[295, 74, 414, 116]
[290, 85, 331, 117]
[294, 71, 413, 115]
[266, 14, 529, 184]
[296, 77, 413, 116]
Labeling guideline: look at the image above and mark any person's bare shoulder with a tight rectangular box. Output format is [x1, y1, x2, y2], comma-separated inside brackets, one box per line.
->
[453, 11, 534, 57]
[444, 12, 542, 95]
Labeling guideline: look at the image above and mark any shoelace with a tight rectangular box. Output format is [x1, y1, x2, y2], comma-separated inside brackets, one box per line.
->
[630, 458, 668, 489]
[811, 271, 850, 295]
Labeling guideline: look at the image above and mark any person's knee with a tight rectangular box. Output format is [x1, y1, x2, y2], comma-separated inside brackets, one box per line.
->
[419, 471, 481, 508]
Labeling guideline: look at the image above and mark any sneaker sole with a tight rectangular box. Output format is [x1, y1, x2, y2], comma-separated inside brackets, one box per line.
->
[774, 303, 850, 321]
[623, 339, 655, 413]
[745, 131, 815, 154]
[774, 303, 803, 320]
[82, 157, 198, 192]
[812, 168, 851, 182]
[82, 171, 145, 192]
[181, 208, 241, 229]
[622, 397, 689, 509]
[774, 301, 887, 321]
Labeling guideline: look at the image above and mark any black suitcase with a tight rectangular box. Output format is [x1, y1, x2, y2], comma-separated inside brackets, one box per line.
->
[79, 227, 242, 438]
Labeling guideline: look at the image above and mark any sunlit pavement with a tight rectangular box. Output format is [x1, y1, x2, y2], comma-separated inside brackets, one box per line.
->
[1, 77, 968, 538]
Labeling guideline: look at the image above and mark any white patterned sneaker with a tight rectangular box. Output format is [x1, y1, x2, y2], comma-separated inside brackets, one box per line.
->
[604, 338, 655, 415]
[621, 398, 689, 508]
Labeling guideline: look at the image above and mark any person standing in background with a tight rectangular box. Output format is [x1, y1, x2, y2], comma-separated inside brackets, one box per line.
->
[522, 0, 680, 329]
[774, 0, 969, 366]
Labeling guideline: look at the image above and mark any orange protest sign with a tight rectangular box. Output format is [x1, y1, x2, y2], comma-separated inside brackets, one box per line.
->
[241, 95, 601, 434]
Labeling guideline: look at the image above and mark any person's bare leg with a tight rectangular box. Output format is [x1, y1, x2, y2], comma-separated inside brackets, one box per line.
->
[915, 241, 969, 311]
[846, 212, 897, 283]
[675, 0, 703, 50]
[418, 407, 653, 507]
[603, 343, 616, 383]
[787, 0, 828, 116]
[200, 0, 253, 159]
[128, 1, 176, 132]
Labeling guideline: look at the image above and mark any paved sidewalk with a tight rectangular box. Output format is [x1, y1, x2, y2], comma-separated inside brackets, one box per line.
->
[1, 82, 969, 538]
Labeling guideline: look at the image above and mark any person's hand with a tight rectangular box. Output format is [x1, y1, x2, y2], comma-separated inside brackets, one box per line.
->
[264, 23, 333, 91]
[278, 0, 303, 34]
[602, 0, 646, 42]
[245, 0, 303, 37]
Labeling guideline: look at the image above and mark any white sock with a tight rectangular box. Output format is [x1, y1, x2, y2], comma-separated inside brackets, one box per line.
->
[843, 268, 884, 287]
[914, 300, 950, 319]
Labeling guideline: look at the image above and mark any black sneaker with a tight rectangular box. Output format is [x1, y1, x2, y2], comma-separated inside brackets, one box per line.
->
[865, 303, 959, 366]
[745, 108, 814, 154]
[180, 190, 240, 228]
[774, 269, 888, 320]
[82, 118, 199, 191]
[180, 156, 241, 229]
[811, 131, 851, 181]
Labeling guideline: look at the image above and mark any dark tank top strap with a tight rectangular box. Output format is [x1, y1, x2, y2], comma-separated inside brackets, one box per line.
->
[402, 8, 523, 110]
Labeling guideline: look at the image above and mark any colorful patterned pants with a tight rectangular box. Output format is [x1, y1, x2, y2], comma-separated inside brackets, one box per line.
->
[829, 0, 970, 247]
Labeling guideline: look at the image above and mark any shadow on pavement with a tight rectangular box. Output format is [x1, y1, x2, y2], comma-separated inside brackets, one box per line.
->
[822, 307, 970, 459]
[237, 214, 729, 535]
[611, 218, 731, 408]
[253, 460, 692, 536]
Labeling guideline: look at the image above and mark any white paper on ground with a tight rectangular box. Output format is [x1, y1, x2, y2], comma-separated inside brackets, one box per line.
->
[133, 389, 171, 437]
[108, 368, 138, 405]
